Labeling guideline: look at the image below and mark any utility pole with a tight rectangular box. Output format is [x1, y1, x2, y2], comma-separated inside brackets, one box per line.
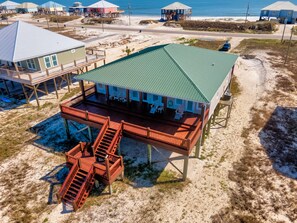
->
[281, 19, 288, 42]
[245, 2, 250, 23]
[128, 2, 131, 26]
[284, 26, 294, 64]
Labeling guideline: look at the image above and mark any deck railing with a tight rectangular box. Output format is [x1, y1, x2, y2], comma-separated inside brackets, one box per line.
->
[93, 153, 123, 181]
[0, 56, 104, 85]
[73, 165, 95, 211]
[61, 91, 210, 151]
[57, 159, 79, 202]
[121, 121, 190, 150]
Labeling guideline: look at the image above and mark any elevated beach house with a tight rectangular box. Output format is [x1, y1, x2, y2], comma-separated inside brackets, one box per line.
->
[0, 0, 19, 12]
[38, 1, 66, 14]
[57, 44, 238, 211]
[0, 21, 105, 106]
[161, 1, 192, 21]
[68, 1, 87, 15]
[260, 1, 297, 24]
[87, 0, 120, 17]
[16, 2, 38, 13]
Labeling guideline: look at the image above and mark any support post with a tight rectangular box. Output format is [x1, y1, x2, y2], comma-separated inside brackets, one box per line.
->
[21, 84, 29, 104]
[79, 80, 86, 100]
[33, 85, 40, 107]
[206, 118, 211, 136]
[44, 82, 48, 95]
[147, 144, 152, 166]
[195, 136, 202, 158]
[201, 125, 207, 146]
[126, 89, 130, 106]
[183, 156, 189, 181]
[66, 74, 70, 93]
[88, 126, 93, 142]
[53, 78, 59, 99]
[117, 142, 121, 156]
[108, 184, 112, 195]
[64, 119, 71, 139]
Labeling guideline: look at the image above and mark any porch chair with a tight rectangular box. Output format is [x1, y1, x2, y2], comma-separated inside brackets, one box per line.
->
[174, 106, 184, 120]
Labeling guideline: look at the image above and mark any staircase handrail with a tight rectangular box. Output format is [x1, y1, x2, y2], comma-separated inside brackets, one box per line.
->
[73, 165, 95, 211]
[57, 160, 79, 202]
[107, 123, 123, 154]
[92, 119, 109, 152]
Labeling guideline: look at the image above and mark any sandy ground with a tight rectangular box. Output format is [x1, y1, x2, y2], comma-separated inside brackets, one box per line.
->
[0, 14, 296, 223]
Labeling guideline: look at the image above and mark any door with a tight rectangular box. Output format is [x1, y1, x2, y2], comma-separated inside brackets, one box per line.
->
[186, 101, 194, 112]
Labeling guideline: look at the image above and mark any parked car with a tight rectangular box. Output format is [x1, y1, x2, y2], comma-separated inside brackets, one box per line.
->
[219, 41, 231, 51]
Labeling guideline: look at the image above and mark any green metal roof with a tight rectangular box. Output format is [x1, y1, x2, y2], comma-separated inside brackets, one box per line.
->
[76, 44, 238, 103]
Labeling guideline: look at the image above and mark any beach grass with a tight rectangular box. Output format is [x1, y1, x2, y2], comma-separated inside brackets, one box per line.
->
[235, 39, 297, 82]
[176, 20, 278, 34]
[33, 15, 81, 23]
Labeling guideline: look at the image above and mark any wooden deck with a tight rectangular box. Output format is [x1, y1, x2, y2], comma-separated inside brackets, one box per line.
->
[0, 53, 106, 107]
[0, 54, 105, 85]
[61, 87, 209, 155]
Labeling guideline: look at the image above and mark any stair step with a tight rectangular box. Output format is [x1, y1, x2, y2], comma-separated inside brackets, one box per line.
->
[64, 194, 75, 201]
[77, 172, 87, 177]
[78, 169, 88, 175]
[68, 187, 79, 193]
[63, 197, 73, 204]
[67, 191, 77, 198]
[73, 179, 84, 184]
[72, 180, 83, 186]
[75, 174, 86, 180]
[104, 135, 114, 140]
[71, 183, 82, 189]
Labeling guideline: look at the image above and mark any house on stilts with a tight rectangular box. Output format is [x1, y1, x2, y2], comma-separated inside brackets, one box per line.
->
[58, 44, 238, 211]
[0, 21, 105, 106]
[161, 1, 192, 21]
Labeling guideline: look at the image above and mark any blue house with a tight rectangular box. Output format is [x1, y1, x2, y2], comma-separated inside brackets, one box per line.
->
[260, 1, 297, 24]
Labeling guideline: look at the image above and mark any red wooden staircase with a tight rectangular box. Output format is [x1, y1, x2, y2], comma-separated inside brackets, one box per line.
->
[57, 119, 124, 211]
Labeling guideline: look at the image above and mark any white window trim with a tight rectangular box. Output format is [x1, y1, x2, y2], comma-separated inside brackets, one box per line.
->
[26, 59, 37, 70]
[43, 54, 59, 69]
[51, 54, 58, 67]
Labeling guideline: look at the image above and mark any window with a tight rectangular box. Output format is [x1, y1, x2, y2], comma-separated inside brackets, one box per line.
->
[44, 54, 58, 69]
[26, 59, 36, 70]
[132, 91, 138, 98]
[17, 62, 21, 67]
[113, 86, 118, 92]
[98, 83, 103, 88]
[187, 101, 193, 111]
[44, 56, 51, 68]
[143, 93, 147, 101]
[153, 95, 158, 101]
[51, 55, 58, 66]
[176, 99, 182, 105]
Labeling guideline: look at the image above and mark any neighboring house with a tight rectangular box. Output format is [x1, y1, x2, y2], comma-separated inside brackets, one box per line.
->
[260, 1, 297, 24]
[87, 0, 120, 16]
[0, 21, 105, 106]
[69, 1, 87, 14]
[0, 0, 19, 12]
[0, 21, 85, 72]
[16, 2, 38, 13]
[58, 44, 238, 210]
[161, 2, 192, 21]
[38, 1, 66, 14]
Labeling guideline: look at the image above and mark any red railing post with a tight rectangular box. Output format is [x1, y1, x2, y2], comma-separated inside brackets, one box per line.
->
[85, 110, 89, 120]
[105, 157, 110, 181]
[147, 127, 150, 138]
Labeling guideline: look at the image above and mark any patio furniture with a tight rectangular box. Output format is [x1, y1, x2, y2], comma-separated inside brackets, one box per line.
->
[150, 103, 158, 114]
[174, 106, 184, 120]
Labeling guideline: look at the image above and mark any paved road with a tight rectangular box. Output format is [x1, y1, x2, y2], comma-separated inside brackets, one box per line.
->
[9, 19, 297, 41]
[71, 24, 297, 41]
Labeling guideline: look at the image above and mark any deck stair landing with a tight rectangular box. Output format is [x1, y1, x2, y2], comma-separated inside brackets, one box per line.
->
[57, 119, 123, 211]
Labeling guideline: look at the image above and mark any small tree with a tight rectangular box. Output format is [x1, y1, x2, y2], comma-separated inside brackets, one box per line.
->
[122, 46, 135, 56]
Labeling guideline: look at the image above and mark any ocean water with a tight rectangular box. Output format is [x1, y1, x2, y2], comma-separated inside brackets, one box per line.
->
[32, 0, 297, 17]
